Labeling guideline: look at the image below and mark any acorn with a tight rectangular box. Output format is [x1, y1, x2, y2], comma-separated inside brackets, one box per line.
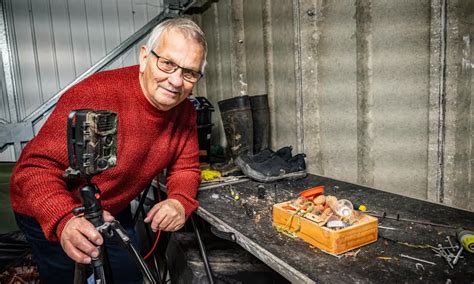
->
[313, 195, 326, 205]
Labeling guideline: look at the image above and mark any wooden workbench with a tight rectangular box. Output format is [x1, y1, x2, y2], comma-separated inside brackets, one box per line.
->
[195, 174, 474, 283]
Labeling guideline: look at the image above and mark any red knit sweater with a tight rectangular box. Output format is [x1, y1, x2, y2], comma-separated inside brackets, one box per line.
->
[10, 65, 201, 241]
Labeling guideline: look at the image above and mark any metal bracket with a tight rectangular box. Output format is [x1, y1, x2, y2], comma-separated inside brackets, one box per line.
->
[0, 122, 34, 154]
[165, 0, 196, 13]
[210, 225, 236, 242]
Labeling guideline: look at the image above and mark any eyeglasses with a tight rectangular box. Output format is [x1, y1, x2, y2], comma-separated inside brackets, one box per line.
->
[150, 50, 203, 83]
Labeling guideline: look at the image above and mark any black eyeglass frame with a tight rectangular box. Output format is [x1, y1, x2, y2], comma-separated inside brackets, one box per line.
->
[150, 50, 203, 83]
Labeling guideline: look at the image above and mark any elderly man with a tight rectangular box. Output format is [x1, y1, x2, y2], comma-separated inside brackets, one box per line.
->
[10, 17, 206, 283]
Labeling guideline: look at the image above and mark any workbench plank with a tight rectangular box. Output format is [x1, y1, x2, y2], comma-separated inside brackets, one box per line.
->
[195, 174, 474, 283]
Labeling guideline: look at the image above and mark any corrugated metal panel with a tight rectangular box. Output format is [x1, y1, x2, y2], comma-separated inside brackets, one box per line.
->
[196, 0, 473, 211]
[1, 0, 164, 121]
[309, 0, 359, 182]
[371, 0, 431, 198]
[0, 0, 164, 160]
[442, 0, 474, 210]
[0, 0, 20, 161]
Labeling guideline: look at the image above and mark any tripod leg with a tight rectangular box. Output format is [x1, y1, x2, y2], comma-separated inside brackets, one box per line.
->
[91, 262, 108, 284]
[91, 244, 113, 284]
[110, 221, 157, 284]
[190, 214, 214, 284]
[74, 263, 88, 284]
[74, 247, 112, 284]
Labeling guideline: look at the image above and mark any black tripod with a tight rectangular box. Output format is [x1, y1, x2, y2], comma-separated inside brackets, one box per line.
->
[64, 109, 156, 283]
[72, 180, 157, 284]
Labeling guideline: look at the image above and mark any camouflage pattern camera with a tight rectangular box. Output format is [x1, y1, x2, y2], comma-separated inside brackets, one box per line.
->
[66, 110, 118, 177]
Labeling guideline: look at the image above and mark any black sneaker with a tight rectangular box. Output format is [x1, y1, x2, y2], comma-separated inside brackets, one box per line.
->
[235, 146, 293, 171]
[240, 153, 307, 182]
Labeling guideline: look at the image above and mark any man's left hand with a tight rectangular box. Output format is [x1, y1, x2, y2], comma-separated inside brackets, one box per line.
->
[144, 199, 185, 232]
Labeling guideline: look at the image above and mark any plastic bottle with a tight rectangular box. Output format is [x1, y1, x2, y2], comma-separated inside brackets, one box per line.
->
[328, 199, 354, 217]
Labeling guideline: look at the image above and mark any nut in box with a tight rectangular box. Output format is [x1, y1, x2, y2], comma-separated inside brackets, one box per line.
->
[272, 186, 378, 254]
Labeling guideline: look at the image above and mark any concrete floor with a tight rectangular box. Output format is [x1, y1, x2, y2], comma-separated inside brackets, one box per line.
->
[0, 163, 18, 234]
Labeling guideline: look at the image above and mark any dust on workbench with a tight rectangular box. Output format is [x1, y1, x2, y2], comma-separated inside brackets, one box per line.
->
[197, 176, 474, 283]
[203, 180, 298, 242]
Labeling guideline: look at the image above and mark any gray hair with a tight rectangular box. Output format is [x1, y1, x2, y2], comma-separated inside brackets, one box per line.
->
[145, 17, 208, 73]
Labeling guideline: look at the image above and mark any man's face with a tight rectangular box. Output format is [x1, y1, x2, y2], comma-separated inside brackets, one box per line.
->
[139, 29, 204, 111]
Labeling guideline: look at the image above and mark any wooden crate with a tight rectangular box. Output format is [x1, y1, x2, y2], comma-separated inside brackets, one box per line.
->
[272, 202, 378, 254]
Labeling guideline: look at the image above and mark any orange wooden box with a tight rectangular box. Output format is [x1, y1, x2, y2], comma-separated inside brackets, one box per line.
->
[272, 202, 378, 254]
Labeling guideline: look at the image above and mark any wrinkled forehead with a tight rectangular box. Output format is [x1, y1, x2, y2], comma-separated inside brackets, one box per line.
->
[158, 29, 205, 64]
[156, 27, 205, 52]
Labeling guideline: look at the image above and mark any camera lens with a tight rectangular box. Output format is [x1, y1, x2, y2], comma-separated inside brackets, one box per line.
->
[104, 135, 113, 146]
[97, 159, 109, 170]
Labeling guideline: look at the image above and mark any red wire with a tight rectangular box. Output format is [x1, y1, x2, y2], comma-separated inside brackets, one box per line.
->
[143, 188, 162, 260]
[144, 229, 161, 260]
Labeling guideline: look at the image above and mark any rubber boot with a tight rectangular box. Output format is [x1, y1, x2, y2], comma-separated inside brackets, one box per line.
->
[216, 96, 254, 175]
[250, 94, 270, 153]
[218, 96, 254, 158]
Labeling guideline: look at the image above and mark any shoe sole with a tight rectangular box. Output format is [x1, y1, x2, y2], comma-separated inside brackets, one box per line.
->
[239, 161, 307, 183]
[234, 156, 245, 169]
[211, 159, 242, 176]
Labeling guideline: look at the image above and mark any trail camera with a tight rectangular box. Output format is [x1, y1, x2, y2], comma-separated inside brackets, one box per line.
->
[65, 110, 118, 178]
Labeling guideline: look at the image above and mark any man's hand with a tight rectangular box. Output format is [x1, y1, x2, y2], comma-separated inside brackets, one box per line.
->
[144, 199, 185, 232]
[60, 211, 114, 264]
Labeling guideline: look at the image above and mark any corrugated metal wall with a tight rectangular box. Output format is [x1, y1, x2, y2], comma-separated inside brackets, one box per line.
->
[0, 0, 472, 211]
[194, 0, 474, 211]
[0, 0, 164, 160]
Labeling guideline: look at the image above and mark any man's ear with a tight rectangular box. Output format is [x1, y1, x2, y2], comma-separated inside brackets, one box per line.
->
[139, 46, 148, 73]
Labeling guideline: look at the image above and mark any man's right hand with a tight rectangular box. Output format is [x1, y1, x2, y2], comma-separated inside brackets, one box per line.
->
[60, 211, 114, 264]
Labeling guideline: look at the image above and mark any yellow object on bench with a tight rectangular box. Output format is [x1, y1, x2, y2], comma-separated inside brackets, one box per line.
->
[201, 169, 222, 181]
